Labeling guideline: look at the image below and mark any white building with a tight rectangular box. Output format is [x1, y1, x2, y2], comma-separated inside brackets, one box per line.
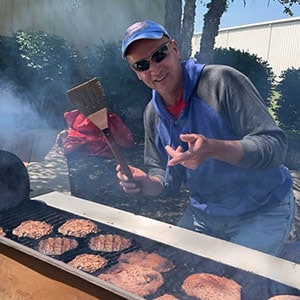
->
[192, 17, 300, 76]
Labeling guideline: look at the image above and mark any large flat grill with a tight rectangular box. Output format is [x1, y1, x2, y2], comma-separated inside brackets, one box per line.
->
[0, 192, 299, 299]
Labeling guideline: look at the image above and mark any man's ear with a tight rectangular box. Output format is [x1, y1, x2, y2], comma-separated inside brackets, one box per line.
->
[170, 39, 180, 59]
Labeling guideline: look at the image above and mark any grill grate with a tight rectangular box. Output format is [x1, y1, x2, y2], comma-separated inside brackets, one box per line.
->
[0, 199, 140, 273]
[0, 199, 299, 299]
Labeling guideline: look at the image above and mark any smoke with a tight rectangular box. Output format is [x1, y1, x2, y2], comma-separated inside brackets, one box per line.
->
[0, 1, 165, 52]
[0, 80, 47, 129]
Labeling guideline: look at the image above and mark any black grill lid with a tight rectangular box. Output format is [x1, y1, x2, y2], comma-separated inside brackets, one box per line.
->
[0, 150, 30, 212]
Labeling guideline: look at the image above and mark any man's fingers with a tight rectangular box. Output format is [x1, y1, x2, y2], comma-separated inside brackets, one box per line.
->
[179, 133, 197, 142]
[119, 180, 140, 194]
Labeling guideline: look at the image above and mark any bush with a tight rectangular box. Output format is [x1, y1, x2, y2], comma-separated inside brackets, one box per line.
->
[16, 30, 83, 128]
[0, 31, 81, 128]
[275, 68, 300, 131]
[84, 40, 151, 137]
[0, 32, 150, 134]
[0, 36, 23, 85]
[196, 47, 275, 106]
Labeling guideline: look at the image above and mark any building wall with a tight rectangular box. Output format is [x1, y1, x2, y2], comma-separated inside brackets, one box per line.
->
[192, 17, 300, 76]
[0, 0, 165, 51]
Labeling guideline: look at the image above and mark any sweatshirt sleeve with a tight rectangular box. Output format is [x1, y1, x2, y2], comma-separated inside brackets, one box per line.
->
[198, 65, 288, 170]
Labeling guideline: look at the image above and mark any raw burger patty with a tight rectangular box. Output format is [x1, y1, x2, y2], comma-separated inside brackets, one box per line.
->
[58, 218, 98, 237]
[37, 237, 78, 255]
[88, 234, 131, 252]
[68, 253, 107, 273]
[98, 262, 164, 297]
[12, 220, 53, 239]
[119, 250, 174, 272]
[182, 273, 242, 300]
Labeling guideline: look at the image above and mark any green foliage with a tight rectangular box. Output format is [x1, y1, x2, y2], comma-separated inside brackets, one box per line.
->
[277, 0, 300, 16]
[15, 30, 81, 127]
[0, 36, 23, 85]
[210, 47, 276, 106]
[0, 31, 150, 133]
[84, 40, 151, 136]
[16, 31, 74, 79]
[275, 67, 300, 131]
[0, 30, 81, 128]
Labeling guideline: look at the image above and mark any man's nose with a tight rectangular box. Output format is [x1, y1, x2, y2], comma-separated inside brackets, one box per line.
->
[149, 60, 162, 72]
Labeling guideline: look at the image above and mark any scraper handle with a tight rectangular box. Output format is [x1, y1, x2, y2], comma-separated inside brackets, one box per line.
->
[102, 128, 134, 183]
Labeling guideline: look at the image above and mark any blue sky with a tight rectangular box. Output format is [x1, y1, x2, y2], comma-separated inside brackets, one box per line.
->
[194, 0, 300, 32]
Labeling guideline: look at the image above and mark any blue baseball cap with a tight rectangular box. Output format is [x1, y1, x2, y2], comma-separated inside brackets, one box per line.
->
[121, 20, 170, 58]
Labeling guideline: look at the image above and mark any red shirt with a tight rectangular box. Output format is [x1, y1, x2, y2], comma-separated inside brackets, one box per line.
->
[166, 95, 187, 118]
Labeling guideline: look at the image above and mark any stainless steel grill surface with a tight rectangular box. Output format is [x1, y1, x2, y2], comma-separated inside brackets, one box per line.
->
[0, 192, 299, 299]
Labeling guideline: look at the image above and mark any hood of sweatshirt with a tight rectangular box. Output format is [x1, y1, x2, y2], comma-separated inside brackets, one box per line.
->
[151, 59, 205, 123]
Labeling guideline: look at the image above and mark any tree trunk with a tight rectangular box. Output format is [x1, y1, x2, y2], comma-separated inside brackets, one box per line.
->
[198, 0, 227, 64]
[180, 0, 196, 60]
[164, 0, 182, 42]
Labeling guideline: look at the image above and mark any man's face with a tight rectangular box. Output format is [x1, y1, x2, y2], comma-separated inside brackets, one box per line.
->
[126, 37, 183, 100]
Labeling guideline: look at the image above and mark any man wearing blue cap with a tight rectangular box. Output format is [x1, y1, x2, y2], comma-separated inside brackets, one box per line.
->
[117, 20, 295, 256]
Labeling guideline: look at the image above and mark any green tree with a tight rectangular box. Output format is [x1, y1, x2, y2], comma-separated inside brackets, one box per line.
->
[276, 68, 300, 131]
[209, 47, 275, 104]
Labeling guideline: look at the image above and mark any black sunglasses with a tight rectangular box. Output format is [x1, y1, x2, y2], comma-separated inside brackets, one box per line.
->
[131, 41, 171, 72]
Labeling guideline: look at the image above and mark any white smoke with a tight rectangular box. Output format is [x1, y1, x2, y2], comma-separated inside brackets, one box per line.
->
[0, 81, 46, 129]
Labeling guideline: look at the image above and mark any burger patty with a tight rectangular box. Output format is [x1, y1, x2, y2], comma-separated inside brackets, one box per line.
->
[68, 253, 107, 273]
[98, 262, 164, 297]
[37, 237, 78, 256]
[12, 220, 53, 239]
[181, 273, 242, 300]
[88, 234, 131, 252]
[58, 218, 98, 238]
[119, 250, 174, 273]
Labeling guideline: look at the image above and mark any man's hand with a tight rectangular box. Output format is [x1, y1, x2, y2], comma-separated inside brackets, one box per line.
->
[116, 165, 163, 196]
[165, 133, 243, 169]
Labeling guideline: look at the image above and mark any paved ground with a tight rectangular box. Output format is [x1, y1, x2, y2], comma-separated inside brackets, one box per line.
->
[28, 146, 70, 196]
[18, 129, 299, 240]
[6, 129, 72, 197]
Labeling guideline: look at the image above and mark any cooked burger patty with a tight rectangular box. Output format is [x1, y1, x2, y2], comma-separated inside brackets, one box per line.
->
[98, 262, 164, 297]
[12, 220, 53, 239]
[68, 253, 107, 273]
[37, 237, 78, 256]
[119, 250, 174, 273]
[88, 234, 131, 252]
[182, 273, 242, 300]
[58, 218, 98, 237]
